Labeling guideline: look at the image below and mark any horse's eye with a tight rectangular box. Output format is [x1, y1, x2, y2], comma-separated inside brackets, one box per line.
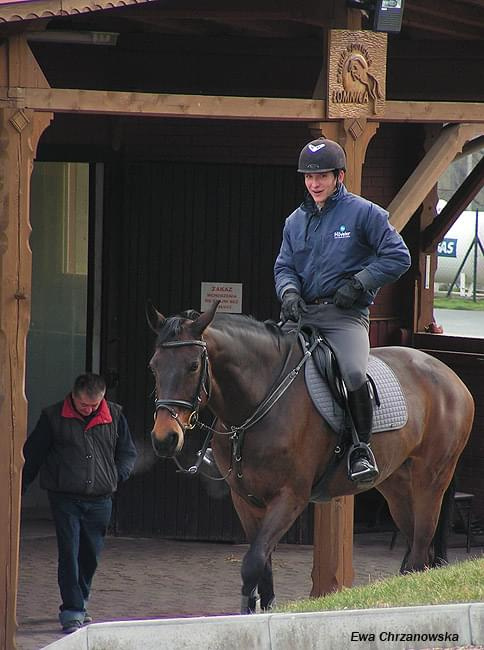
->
[189, 361, 199, 372]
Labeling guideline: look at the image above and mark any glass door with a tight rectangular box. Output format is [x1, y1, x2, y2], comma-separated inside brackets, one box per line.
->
[23, 162, 91, 514]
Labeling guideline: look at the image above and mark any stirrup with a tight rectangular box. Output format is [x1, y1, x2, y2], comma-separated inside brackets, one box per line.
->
[347, 442, 379, 482]
[200, 447, 215, 468]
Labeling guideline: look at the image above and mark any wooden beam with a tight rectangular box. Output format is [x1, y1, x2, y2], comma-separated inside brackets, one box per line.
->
[383, 101, 484, 124]
[455, 135, 484, 161]
[1, 87, 483, 124]
[1, 87, 327, 121]
[0, 35, 52, 650]
[388, 123, 483, 232]
[423, 156, 484, 252]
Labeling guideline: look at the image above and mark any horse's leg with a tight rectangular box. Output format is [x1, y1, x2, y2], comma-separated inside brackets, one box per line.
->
[230, 491, 268, 613]
[376, 464, 415, 573]
[258, 555, 276, 611]
[232, 488, 307, 614]
[379, 461, 458, 572]
[405, 480, 454, 572]
[431, 477, 456, 567]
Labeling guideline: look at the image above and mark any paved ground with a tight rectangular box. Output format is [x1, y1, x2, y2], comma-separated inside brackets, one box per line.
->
[17, 518, 484, 650]
[433, 308, 483, 338]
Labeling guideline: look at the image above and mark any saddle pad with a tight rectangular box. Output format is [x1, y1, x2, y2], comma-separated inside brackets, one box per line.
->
[305, 353, 408, 434]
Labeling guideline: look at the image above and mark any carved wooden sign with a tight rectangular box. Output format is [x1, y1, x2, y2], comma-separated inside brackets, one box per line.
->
[327, 30, 387, 119]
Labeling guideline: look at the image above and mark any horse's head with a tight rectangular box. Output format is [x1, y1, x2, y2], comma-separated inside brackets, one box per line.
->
[147, 301, 219, 458]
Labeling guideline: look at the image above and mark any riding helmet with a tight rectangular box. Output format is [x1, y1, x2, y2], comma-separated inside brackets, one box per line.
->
[297, 138, 346, 173]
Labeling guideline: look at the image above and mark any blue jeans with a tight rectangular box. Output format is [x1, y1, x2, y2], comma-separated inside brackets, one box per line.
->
[48, 492, 112, 625]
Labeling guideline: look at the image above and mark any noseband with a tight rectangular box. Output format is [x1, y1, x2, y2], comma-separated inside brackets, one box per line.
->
[154, 339, 211, 430]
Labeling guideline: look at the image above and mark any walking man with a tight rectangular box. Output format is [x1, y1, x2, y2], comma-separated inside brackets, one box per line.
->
[22, 373, 137, 633]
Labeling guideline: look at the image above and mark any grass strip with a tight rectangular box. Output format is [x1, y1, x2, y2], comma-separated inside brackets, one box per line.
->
[277, 557, 484, 613]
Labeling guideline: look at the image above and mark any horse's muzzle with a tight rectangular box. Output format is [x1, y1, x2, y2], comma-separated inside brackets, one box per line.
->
[151, 430, 179, 458]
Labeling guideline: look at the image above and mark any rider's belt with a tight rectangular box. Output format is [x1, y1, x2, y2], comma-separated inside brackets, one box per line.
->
[308, 297, 333, 305]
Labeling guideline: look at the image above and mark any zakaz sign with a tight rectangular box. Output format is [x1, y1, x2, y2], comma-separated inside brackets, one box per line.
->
[201, 282, 243, 313]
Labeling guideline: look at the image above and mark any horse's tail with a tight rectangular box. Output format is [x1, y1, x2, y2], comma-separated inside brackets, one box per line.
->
[431, 474, 456, 567]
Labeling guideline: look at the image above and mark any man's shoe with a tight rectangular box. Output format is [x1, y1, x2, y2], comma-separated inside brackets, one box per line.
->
[62, 620, 82, 634]
[348, 446, 379, 482]
[83, 612, 93, 624]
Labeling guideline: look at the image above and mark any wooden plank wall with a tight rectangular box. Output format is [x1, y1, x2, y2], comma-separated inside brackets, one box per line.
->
[103, 158, 309, 540]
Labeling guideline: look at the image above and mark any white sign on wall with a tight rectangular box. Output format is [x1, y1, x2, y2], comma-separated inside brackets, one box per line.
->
[201, 282, 243, 313]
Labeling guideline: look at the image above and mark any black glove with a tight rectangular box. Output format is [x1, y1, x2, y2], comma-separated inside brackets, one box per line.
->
[333, 277, 365, 309]
[280, 290, 308, 322]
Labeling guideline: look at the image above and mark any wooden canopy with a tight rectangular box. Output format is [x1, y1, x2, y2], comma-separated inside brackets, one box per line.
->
[0, 1, 483, 648]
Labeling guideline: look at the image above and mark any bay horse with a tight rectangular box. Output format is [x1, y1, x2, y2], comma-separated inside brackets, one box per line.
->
[147, 301, 474, 613]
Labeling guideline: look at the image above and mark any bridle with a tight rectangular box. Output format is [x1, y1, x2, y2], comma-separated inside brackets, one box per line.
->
[154, 339, 211, 432]
[152, 331, 322, 479]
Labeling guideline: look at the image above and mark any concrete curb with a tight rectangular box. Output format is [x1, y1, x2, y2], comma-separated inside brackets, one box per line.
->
[43, 602, 484, 650]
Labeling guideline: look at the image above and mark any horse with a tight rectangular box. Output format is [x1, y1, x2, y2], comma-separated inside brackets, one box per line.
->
[147, 301, 474, 613]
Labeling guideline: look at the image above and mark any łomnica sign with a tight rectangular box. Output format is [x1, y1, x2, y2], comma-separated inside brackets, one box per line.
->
[327, 30, 387, 118]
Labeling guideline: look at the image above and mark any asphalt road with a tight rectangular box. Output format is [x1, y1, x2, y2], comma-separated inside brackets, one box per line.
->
[434, 308, 483, 338]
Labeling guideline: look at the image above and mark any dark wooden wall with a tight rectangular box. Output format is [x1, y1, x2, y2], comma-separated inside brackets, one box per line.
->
[103, 157, 303, 540]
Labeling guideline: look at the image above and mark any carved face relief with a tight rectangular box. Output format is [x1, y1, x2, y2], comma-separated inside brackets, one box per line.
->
[327, 30, 387, 118]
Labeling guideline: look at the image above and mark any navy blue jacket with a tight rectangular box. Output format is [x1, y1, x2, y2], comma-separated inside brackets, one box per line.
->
[274, 184, 411, 309]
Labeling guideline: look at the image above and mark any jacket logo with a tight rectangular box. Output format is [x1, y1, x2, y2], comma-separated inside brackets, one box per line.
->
[334, 225, 351, 239]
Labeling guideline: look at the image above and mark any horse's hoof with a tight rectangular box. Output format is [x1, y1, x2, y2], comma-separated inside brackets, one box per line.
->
[241, 594, 259, 614]
[261, 596, 276, 612]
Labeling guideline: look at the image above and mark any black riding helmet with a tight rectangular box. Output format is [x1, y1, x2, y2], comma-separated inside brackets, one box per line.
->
[298, 138, 346, 173]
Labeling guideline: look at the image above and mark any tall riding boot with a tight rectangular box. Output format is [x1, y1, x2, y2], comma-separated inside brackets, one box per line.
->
[347, 382, 379, 482]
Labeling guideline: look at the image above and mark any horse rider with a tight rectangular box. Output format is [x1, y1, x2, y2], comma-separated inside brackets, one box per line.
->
[274, 137, 411, 482]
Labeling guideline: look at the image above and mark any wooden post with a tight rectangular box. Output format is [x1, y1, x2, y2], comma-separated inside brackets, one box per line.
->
[414, 126, 441, 333]
[0, 36, 52, 650]
[307, 118, 379, 597]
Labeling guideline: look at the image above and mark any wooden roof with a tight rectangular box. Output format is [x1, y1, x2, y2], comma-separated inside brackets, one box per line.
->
[0, 0, 483, 41]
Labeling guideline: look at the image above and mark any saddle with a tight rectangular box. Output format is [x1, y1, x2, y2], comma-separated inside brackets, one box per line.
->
[298, 328, 408, 501]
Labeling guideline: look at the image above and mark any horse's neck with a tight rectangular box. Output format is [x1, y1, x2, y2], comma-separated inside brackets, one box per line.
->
[206, 327, 293, 426]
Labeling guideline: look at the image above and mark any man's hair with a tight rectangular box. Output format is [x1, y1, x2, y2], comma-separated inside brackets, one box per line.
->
[73, 373, 106, 399]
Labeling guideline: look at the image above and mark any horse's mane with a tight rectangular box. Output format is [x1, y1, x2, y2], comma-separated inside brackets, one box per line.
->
[155, 310, 285, 347]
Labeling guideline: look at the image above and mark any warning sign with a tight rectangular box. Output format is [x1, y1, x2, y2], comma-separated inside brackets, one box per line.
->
[201, 282, 243, 313]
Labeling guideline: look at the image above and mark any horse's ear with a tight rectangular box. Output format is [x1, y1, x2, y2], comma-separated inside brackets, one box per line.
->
[190, 300, 220, 337]
[146, 300, 166, 333]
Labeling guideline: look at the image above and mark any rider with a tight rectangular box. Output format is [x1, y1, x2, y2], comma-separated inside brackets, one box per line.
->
[274, 137, 411, 482]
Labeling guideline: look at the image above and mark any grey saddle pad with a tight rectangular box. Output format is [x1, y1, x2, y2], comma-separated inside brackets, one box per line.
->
[305, 353, 408, 434]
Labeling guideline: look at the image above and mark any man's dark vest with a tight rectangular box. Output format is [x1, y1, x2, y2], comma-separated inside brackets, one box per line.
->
[40, 400, 122, 497]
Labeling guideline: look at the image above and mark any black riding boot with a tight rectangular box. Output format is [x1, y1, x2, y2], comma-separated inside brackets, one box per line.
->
[347, 382, 379, 482]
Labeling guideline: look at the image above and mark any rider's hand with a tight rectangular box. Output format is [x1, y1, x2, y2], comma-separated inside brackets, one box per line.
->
[333, 276, 365, 309]
[280, 290, 308, 322]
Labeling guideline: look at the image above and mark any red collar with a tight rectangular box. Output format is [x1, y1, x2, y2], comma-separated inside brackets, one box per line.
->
[61, 396, 112, 431]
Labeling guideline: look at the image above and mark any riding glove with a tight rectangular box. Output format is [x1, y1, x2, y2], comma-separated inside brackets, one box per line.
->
[333, 276, 365, 309]
[280, 290, 308, 322]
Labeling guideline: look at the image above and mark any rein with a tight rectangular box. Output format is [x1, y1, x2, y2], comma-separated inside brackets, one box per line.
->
[153, 331, 321, 479]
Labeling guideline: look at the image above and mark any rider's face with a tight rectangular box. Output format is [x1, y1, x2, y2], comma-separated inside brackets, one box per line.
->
[304, 170, 344, 207]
